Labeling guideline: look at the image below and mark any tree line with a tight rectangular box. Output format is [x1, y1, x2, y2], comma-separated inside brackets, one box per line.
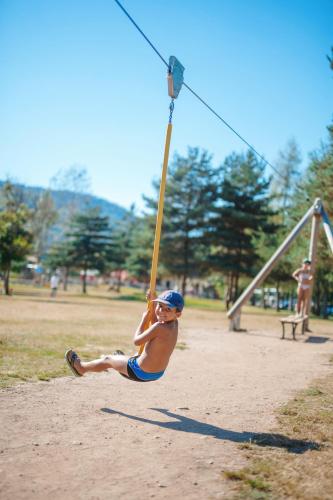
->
[1, 51, 332, 315]
[1, 130, 332, 315]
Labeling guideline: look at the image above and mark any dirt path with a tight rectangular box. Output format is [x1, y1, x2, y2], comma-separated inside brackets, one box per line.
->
[1, 313, 333, 499]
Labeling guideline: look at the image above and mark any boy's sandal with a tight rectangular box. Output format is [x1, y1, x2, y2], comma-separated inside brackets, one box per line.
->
[65, 349, 82, 377]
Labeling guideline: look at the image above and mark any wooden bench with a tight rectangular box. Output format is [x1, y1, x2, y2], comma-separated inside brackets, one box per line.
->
[280, 315, 308, 340]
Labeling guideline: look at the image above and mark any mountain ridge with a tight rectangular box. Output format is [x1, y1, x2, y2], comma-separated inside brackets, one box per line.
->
[0, 180, 128, 223]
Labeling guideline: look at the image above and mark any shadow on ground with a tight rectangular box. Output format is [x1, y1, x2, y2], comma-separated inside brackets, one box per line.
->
[305, 336, 331, 344]
[101, 407, 319, 454]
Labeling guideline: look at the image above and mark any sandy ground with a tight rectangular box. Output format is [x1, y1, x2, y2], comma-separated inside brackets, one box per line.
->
[1, 312, 333, 500]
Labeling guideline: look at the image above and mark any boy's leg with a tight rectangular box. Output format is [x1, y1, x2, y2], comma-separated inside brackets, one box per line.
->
[68, 350, 129, 377]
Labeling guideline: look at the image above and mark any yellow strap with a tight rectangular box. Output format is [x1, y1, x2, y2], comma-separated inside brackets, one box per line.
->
[138, 122, 173, 353]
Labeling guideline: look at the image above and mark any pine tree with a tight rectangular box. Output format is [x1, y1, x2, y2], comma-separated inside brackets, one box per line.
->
[288, 52, 333, 317]
[45, 240, 76, 291]
[30, 190, 58, 260]
[109, 206, 138, 291]
[294, 124, 333, 316]
[125, 216, 154, 288]
[209, 151, 276, 307]
[143, 147, 218, 295]
[67, 208, 113, 293]
[271, 139, 302, 223]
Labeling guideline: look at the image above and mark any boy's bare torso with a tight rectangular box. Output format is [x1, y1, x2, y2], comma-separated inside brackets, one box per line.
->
[138, 320, 178, 372]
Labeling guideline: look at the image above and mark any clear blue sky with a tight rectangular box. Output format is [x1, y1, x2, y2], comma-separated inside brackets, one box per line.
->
[1, 0, 332, 211]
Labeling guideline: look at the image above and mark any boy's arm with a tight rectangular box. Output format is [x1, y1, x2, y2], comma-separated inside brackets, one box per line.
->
[134, 305, 157, 334]
[133, 317, 161, 346]
[133, 295, 158, 346]
[150, 304, 157, 323]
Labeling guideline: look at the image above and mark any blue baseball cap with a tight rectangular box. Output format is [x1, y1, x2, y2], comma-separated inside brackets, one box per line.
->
[153, 290, 184, 311]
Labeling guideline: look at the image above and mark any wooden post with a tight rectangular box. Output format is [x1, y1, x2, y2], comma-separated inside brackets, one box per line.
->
[321, 208, 333, 255]
[229, 310, 241, 331]
[227, 203, 315, 331]
[304, 198, 322, 330]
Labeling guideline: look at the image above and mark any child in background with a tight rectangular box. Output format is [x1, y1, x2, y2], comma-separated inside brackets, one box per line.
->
[292, 259, 313, 317]
[50, 272, 60, 298]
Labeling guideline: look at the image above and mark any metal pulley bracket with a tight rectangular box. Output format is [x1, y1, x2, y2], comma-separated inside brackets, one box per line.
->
[167, 56, 185, 99]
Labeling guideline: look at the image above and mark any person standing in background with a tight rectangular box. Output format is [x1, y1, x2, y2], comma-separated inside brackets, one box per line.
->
[50, 272, 60, 298]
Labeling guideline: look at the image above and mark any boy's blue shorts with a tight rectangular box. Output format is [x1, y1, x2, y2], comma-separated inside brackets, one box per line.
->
[126, 355, 164, 382]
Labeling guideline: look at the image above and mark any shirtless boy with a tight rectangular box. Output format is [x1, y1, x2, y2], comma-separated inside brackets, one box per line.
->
[292, 259, 313, 317]
[65, 290, 184, 382]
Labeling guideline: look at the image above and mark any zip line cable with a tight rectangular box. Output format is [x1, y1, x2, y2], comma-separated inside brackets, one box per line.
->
[114, 0, 169, 69]
[182, 82, 282, 178]
[114, 0, 284, 180]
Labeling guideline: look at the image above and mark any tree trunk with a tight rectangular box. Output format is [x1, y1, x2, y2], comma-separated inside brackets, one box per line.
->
[314, 287, 321, 316]
[63, 267, 69, 291]
[4, 263, 11, 295]
[289, 289, 293, 311]
[225, 274, 231, 310]
[181, 275, 187, 297]
[116, 271, 121, 293]
[276, 283, 280, 311]
[82, 268, 87, 294]
[228, 273, 235, 306]
[182, 234, 189, 297]
[322, 291, 328, 319]
[234, 272, 239, 303]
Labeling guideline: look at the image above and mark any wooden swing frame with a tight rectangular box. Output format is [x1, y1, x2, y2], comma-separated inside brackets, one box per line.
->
[227, 198, 333, 332]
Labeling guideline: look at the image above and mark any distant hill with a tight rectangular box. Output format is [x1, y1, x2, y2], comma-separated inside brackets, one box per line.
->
[0, 180, 128, 223]
[0, 180, 130, 251]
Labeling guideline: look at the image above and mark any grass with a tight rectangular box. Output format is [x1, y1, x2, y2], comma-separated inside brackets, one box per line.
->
[223, 368, 333, 499]
[0, 283, 194, 387]
[0, 285, 138, 388]
[108, 287, 227, 311]
[9, 281, 333, 319]
[1, 282, 332, 389]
